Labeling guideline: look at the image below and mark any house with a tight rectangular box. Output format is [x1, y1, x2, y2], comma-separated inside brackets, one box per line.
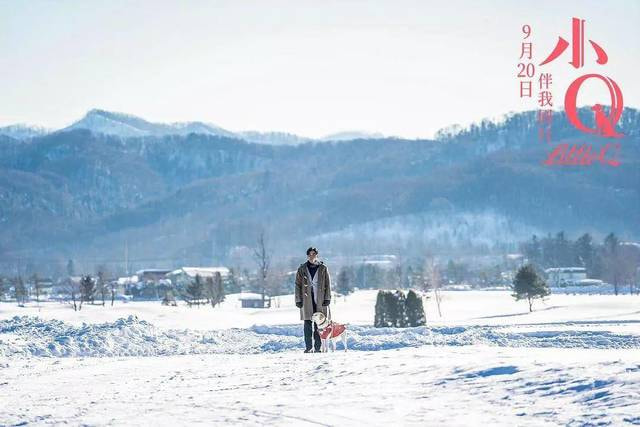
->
[135, 269, 172, 282]
[28, 277, 54, 300]
[238, 292, 271, 308]
[127, 269, 174, 299]
[118, 275, 139, 296]
[166, 267, 230, 289]
[51, 276, 82, 299]
[544, 267, 587, 287]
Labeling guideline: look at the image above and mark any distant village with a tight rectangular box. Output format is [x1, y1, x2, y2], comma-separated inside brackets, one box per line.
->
[2, 231, 639, 308]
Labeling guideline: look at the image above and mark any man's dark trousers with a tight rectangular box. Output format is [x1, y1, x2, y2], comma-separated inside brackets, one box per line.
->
[304, 289, 321, 351]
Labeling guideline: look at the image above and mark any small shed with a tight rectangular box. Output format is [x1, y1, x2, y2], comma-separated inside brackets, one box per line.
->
[238, 292, 271, 308]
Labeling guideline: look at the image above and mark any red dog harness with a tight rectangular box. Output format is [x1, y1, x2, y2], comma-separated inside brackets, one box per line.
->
[319, 321, 346, 339]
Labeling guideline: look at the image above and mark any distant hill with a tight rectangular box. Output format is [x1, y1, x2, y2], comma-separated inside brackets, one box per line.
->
[0, 124, 50, 140]
[1, 109, 393, 146]
[0, 107, 638, 275]
[61, 109, 237, 139]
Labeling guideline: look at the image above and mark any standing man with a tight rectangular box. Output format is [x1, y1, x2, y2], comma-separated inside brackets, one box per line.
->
[295, 247, 331, 353]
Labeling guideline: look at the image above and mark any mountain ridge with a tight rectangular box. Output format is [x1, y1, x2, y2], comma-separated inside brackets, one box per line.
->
[0, 108, 638, 274]
[1, 109, 393, 145]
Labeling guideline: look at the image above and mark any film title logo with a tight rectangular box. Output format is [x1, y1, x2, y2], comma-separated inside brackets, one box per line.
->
[518, 17, 624, 166]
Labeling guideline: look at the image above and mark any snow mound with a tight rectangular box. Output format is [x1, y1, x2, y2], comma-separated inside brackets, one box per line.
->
[1, 315, 639, 358]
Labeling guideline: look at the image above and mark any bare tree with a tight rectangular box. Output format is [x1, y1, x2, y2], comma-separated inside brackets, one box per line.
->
[62, 277, 80, 311]
[32, 273, 42, 305]
[265, 268, 286, 307]
[96, 267, 109, 306]
[602, 233, 627, 295]
[71, 279, 79, 311]
[616, 244, 640, 295]
[14, 276, 27, 306]
[425, 257, 442, 317]
[253, 231, 270, 307]
[0, 276, 7, 301]
[205, 272, 225, 308]
[110, 280, 117, 306]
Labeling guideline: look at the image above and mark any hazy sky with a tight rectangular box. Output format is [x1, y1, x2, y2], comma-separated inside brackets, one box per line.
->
[1, 0, 639, 138]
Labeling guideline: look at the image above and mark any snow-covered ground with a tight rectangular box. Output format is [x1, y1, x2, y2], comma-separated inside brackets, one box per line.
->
[1, 290, 639, 425]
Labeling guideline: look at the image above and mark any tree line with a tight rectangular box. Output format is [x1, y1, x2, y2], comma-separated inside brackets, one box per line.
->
[521, 231, 640, 294]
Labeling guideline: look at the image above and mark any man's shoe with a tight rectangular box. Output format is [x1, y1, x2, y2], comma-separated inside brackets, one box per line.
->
[314, 349, 322, 353]
[304, 349, 312, 353]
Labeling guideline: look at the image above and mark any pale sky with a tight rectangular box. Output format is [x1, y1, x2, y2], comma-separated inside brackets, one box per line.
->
[1, 0, 638, 138]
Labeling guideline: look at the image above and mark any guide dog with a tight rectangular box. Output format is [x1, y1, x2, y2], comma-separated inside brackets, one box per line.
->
[312, 311, 348, 352]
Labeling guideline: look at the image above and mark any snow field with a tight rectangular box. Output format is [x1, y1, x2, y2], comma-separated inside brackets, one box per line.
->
[1, 290, 639, 426]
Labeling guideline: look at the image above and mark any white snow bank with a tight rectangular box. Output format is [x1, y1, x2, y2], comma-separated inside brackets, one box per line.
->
[2, 315, 639, 358]
[3, 290, 639, 330]
[549, 283, 639, 295]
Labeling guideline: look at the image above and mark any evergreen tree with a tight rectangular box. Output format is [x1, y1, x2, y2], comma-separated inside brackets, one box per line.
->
[522, 234, 543, 266]
[604, 232, 619, 255]
[80, 275, 95, 305]
[541, 232, 555, 267]
[574, 233, 594, 271]
[555, 231, 573, 266]
[336, 267, 353, 296]
[183, 274, 205, 307]
[405, 290, 426, 327]
[357, 264, 385, 289]
[383, 291, 398, 326]
[393, 290, 408, 327]
[376, 289, 424, 327]
[374, 290, 388, 327]
[225, 268, 242, 294]
[380, 290, 407, 327]
[445, 260, 468, 284]
[512, 264, 550, 312]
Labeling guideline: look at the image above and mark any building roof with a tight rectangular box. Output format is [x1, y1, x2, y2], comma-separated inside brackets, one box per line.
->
[544, 267, 586, 273]
[576, 279, 604, 285]
[117, 275, 139, 284]
[135, 269, 172, 275]
[238, 292, 269, 300]
[168, 267, 230, 278]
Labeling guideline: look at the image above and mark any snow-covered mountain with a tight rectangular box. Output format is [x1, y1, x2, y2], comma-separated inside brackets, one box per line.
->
[1, 109, 389, 144]
[237, 130, 311, 145]
[0, 124, 50, 140]
[0, 107, 639, 270]
[62, 109, 236, 138]
[320, 130, 386, 141]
